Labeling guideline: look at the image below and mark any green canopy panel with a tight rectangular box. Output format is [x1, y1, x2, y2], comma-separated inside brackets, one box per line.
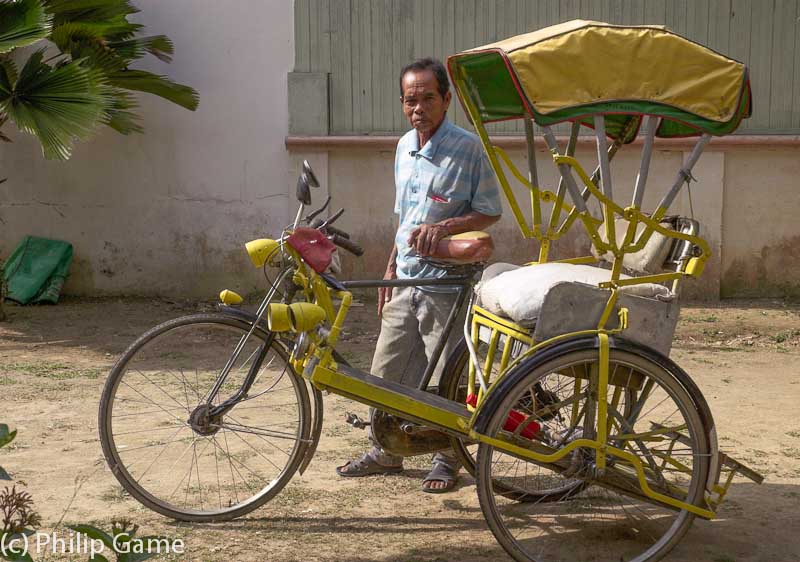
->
[448, 20, 752, 142]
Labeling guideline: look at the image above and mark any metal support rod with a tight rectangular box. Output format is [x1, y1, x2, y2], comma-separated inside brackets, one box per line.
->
[542, 126, 588, 213]
[417, 285, 470, 391]
[632, 116, 657, 209]
[524, 118, 539, 188]
[656, 133, 712, 213]
[594, 114, 613, 201]
[546, 122, 580, 231]
[524, 118, 541, 229]
[566, 121, 581, 157]
[340, 276, 471, 289]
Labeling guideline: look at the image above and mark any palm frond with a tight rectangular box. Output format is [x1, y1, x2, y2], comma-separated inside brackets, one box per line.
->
[44, 0, 138, 19]
[45, 0, 139, 35]
[0, 56, 19, 88]
[0, 112, 11, 142]
[109, 69, 198, 111]
[102, 86, 141, 134]
[108, 35, 174, 63]
[0, 0, 53, 54]
[0, 49, 108, 159]
[49, 21, 107, 51]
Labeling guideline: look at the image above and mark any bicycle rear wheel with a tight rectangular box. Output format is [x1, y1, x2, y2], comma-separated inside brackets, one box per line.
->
[476, 341, 710, 562]
[99, 313, 311, 522]
[440, 339, 586, 501]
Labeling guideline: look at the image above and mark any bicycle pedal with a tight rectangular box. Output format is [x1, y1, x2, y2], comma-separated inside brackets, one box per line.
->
[345, 412, 370, 429]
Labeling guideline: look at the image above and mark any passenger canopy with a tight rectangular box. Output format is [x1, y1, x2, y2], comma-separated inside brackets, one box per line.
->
[447, 19, 751, 141]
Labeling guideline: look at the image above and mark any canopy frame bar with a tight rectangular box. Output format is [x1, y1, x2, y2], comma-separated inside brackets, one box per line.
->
[633, 116, 658, 209]
[524, 118, 541, 229]
[542, 126, 588, 214]
[594, 115, 614, 201]
[655, 134, 712, 216]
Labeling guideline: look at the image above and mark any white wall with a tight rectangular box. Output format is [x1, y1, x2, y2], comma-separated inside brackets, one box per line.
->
[0, 0, 294, 298]
[293, 142, 800, 300]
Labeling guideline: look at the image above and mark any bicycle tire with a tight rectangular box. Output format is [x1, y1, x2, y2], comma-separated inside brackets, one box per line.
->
[475, 341, 710, 562]
[99, 313, 312, 522]
[439, 339, 587, 502]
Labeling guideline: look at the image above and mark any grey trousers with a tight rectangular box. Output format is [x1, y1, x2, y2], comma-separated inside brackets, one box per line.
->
[368, 286, 466, 468]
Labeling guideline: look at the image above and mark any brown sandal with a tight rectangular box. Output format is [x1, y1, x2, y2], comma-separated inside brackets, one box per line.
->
[421, 461, 458, 494]
[336, 452, 403, 478]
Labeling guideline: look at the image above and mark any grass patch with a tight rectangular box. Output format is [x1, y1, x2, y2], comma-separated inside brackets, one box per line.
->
[772, 329, 800, 343]
[786, 430, 800, 438]
[782, 447, 800, 459]
[684, 314, 719, 324]
[99, 485, 131, 503]
[6, 361, 103, 380]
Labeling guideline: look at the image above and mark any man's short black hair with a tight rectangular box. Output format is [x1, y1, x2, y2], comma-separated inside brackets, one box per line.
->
[399, 57, 450, 99]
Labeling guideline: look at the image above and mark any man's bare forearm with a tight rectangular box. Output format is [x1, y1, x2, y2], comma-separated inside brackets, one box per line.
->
[437, 211, 500, 235]
[386, 244, 398, 274]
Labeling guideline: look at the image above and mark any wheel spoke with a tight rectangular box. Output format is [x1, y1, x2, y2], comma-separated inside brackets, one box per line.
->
[100, 315, 308, 520]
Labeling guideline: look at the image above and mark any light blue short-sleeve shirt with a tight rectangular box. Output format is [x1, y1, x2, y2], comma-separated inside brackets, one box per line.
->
[394, 118, 502, 290]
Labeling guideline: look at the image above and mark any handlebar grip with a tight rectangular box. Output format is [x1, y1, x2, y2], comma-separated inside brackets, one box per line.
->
[310, 218, 351, 239]
[331, 233, 364, 257]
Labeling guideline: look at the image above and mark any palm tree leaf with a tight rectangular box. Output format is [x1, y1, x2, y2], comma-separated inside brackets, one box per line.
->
[0, 0, 53, 54]
[45, 0, 138, 31]
[106, 107, 141, 134]
[109, 69, 198, 111]
[108, 35, 174, 63]
[102, 86, 141, 134]
[0, 56, 18, 90]
[49, 21, 107, 51]
[0, 112, 11, 142]
[0, 49, 108, 159]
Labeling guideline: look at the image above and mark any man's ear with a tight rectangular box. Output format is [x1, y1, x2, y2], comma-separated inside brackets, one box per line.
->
[444, 91, 452, 110]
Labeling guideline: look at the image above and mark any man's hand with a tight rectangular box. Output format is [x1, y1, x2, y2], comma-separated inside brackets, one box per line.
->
[408, 223, 449, 256]
[377, 267, 397, 316]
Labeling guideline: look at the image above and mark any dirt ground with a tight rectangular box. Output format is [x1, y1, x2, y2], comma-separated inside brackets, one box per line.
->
[1, 295, 799, 562]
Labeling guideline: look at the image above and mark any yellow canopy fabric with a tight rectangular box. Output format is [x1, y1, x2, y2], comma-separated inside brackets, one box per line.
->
[468, 20, 747, 123]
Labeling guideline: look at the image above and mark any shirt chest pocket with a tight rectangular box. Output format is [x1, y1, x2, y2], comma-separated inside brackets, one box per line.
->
[423, 190, 470, 223]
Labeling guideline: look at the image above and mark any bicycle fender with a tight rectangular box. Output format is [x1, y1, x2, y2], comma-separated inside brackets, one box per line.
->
[216, 304, 267, 328]
[472, 335, 600, 436]
[298, 382, 324, 475]
[471, 334, 718, 484]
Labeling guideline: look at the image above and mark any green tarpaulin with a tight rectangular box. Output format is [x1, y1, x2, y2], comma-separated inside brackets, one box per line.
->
[2, 236, 73, 304]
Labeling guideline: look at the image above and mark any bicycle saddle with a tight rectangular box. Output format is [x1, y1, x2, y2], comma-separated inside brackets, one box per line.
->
[428, 230, 494, 265]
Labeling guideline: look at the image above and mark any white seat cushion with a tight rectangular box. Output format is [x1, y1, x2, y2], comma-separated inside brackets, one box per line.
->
[591, 218, 674, 274]
[477, 262, 673, 327]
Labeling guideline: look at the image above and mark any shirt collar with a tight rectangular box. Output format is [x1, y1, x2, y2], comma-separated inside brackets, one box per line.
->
[412, 118, 451, 161]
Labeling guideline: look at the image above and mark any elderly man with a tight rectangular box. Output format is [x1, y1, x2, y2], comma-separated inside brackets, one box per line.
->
[336, 58, 502, 493]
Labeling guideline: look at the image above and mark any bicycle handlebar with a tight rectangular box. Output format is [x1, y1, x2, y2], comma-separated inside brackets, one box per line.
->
[330, 233, 364, 256]
[310, 218, 351, 239]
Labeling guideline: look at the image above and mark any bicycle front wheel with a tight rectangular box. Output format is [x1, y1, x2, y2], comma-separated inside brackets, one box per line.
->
[476, 342, 710, 562]
[99, 313, 311, 522]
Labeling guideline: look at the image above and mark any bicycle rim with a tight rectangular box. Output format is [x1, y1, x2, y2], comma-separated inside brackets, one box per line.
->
[476, 346, 710, 562]
[99, 313, 311, 521]
[440, 339, 586, 501]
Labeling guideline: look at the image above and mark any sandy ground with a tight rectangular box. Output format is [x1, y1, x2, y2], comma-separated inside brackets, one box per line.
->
[1, 296, 799, 562]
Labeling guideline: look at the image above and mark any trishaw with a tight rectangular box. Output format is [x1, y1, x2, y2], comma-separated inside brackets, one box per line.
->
[99, 20, 763, 562]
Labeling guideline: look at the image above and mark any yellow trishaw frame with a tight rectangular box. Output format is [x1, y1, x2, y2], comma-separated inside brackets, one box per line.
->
[292, 20, 760, 523]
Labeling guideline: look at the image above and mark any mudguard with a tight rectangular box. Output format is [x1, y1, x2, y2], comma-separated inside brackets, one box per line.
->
[471, 334, 719, 490]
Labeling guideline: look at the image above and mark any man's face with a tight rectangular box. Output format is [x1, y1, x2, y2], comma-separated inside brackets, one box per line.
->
[400, 69, 451, 137]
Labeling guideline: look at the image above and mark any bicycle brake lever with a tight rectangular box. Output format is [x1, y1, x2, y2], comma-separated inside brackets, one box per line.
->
[318, 208, 344, 229]
[303, 195, 331, 223]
